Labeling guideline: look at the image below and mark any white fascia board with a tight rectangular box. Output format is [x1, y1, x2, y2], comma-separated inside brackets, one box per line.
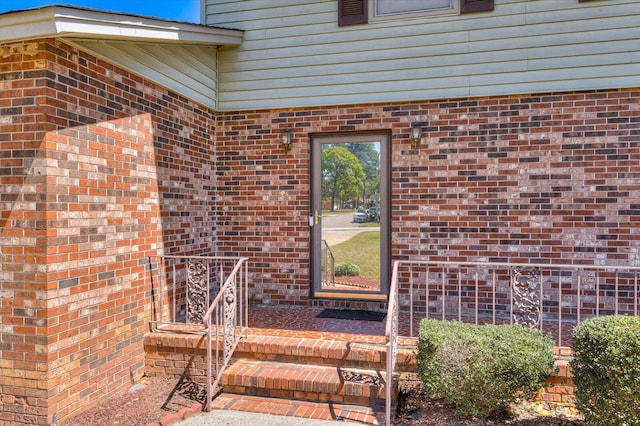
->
[0, 6, 243, 46]
[0, 7, 59, 43]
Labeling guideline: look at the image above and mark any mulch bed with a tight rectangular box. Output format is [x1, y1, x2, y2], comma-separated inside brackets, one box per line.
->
[63, 377, 205, 426]
[394, 380, 587, 426]
[63, 375, 587, 426]
[395, 397, 586, 426]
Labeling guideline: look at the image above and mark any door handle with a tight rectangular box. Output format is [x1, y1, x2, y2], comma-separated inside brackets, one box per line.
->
[314, 209, 319, 225]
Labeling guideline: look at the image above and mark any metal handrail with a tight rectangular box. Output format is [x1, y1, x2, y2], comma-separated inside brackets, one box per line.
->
[148, 255, 249, 330]
[146, 255, 248, 411]
[384, 261, 400, 426]
[384, 259, 640, 425]
[321, 239, 335, 286]
[202, 257, 248, 411]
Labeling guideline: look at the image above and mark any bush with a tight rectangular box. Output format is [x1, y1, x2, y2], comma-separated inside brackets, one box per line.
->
[417, 319, 556, 419]
[570, 315, 640, 426]
[334, 261, 360, 276]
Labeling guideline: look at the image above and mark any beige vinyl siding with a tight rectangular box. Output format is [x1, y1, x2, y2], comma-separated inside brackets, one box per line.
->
[69, 40, 220, 109]
[205, 0, 640, 111]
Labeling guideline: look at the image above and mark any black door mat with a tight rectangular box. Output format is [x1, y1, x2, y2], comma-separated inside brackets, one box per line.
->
[315, 308, 386, 322]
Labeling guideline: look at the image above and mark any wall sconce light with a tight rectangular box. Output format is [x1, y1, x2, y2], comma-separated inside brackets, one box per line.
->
[282, 128, 293, 153]
[410, 121, 422, 148]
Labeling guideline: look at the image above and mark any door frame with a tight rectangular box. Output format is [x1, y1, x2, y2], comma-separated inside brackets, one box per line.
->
[310, 131, 391, 300]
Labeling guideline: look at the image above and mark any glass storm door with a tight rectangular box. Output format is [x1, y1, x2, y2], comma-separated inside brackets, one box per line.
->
[310, 133, 390, 298]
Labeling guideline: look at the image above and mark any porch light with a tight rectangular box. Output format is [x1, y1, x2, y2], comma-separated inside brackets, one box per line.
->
[410, 121, 422, 148]
[282, 128, 293, 153]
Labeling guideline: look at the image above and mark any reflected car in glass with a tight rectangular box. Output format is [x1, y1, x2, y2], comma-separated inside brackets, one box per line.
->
[353, 208, 368, 223]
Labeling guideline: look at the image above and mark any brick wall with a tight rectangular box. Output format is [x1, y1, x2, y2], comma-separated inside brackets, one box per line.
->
[216, 90, 640, 305]
[545, 348, 576, 408]
[0, 39, 217, 425]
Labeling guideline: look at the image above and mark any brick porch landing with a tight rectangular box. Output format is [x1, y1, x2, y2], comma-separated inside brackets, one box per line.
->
[244, 305, 390, 340]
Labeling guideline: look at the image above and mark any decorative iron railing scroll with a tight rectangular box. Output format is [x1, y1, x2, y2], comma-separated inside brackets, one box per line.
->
[511, 266, 541, 328]
[223, 282, 237, 361]
[186, 259, 208, 324]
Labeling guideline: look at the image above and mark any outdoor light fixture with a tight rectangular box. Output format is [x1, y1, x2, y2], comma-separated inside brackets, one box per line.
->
[282, 128, 293, 153]
[410, 121, 422, 148]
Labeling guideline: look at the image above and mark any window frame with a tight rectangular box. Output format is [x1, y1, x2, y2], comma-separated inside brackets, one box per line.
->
[338, 0, 493, 27]
[369, 0, 458, 21]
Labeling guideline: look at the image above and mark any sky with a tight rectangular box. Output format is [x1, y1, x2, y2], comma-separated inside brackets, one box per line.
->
[0, 0, 201, 23]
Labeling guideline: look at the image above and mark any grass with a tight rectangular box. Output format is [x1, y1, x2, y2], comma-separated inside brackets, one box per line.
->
[330, 231, 380, 277]
[360, 222, 380, 228]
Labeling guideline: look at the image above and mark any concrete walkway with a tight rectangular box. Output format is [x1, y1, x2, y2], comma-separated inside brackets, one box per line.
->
[177, 410, 347, 425]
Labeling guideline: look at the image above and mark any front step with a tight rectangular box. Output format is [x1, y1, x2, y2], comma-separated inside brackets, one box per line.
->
[144, 332, 417, 424]
[232, 334, 416, 372]
[215, 335, 405, 424]
[222, 359, 387, 406]
[234, 336, 389, 369]
[211, 393, 385, 424]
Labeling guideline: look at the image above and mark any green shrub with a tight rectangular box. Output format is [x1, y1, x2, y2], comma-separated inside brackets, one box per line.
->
[570, 315, 640, 426]
[334, 261, 360, 276]
[417, 319, 556, 419]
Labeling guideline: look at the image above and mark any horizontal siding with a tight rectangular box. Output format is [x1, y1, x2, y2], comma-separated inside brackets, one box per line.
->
[205, 0, 640, 111]
[70, 40, 219, 109]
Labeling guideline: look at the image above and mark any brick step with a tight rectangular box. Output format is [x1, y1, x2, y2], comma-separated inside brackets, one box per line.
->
[144, 333, 417, 382]
[145, 332, 417, 373]
[234, 335, 392, 370]
[236, 334, 417, 372]
[210, 393, 385, 425]
[221, 358, 390, 406]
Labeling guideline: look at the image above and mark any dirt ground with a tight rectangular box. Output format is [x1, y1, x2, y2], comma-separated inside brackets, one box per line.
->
[62, 376, 587, 426]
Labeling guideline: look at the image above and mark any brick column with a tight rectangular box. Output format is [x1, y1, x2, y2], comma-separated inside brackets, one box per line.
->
[1, 39, 218, 425]
[1, 39, 56, 425]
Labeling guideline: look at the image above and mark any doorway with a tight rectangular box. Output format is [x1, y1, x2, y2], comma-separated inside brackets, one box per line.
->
[310, 132, 390, 298]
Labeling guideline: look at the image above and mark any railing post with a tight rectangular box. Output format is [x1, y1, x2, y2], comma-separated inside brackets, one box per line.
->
[558, 269, 563, 346]
[635, 272, 638, 317]
[385, 261, 400, 426]
[206, 316, 212, 412]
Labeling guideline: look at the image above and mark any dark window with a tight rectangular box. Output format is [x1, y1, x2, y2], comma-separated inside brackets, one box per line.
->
[338, 0, 368, 26]
[376, 0, 453, 16]
[460, 0, 494, 13]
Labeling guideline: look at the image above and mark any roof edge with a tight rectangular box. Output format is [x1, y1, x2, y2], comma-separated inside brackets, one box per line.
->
[0, 5, 243, 46]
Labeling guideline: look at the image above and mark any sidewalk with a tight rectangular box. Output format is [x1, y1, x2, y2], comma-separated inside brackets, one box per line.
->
[177, 410, 348, 425]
